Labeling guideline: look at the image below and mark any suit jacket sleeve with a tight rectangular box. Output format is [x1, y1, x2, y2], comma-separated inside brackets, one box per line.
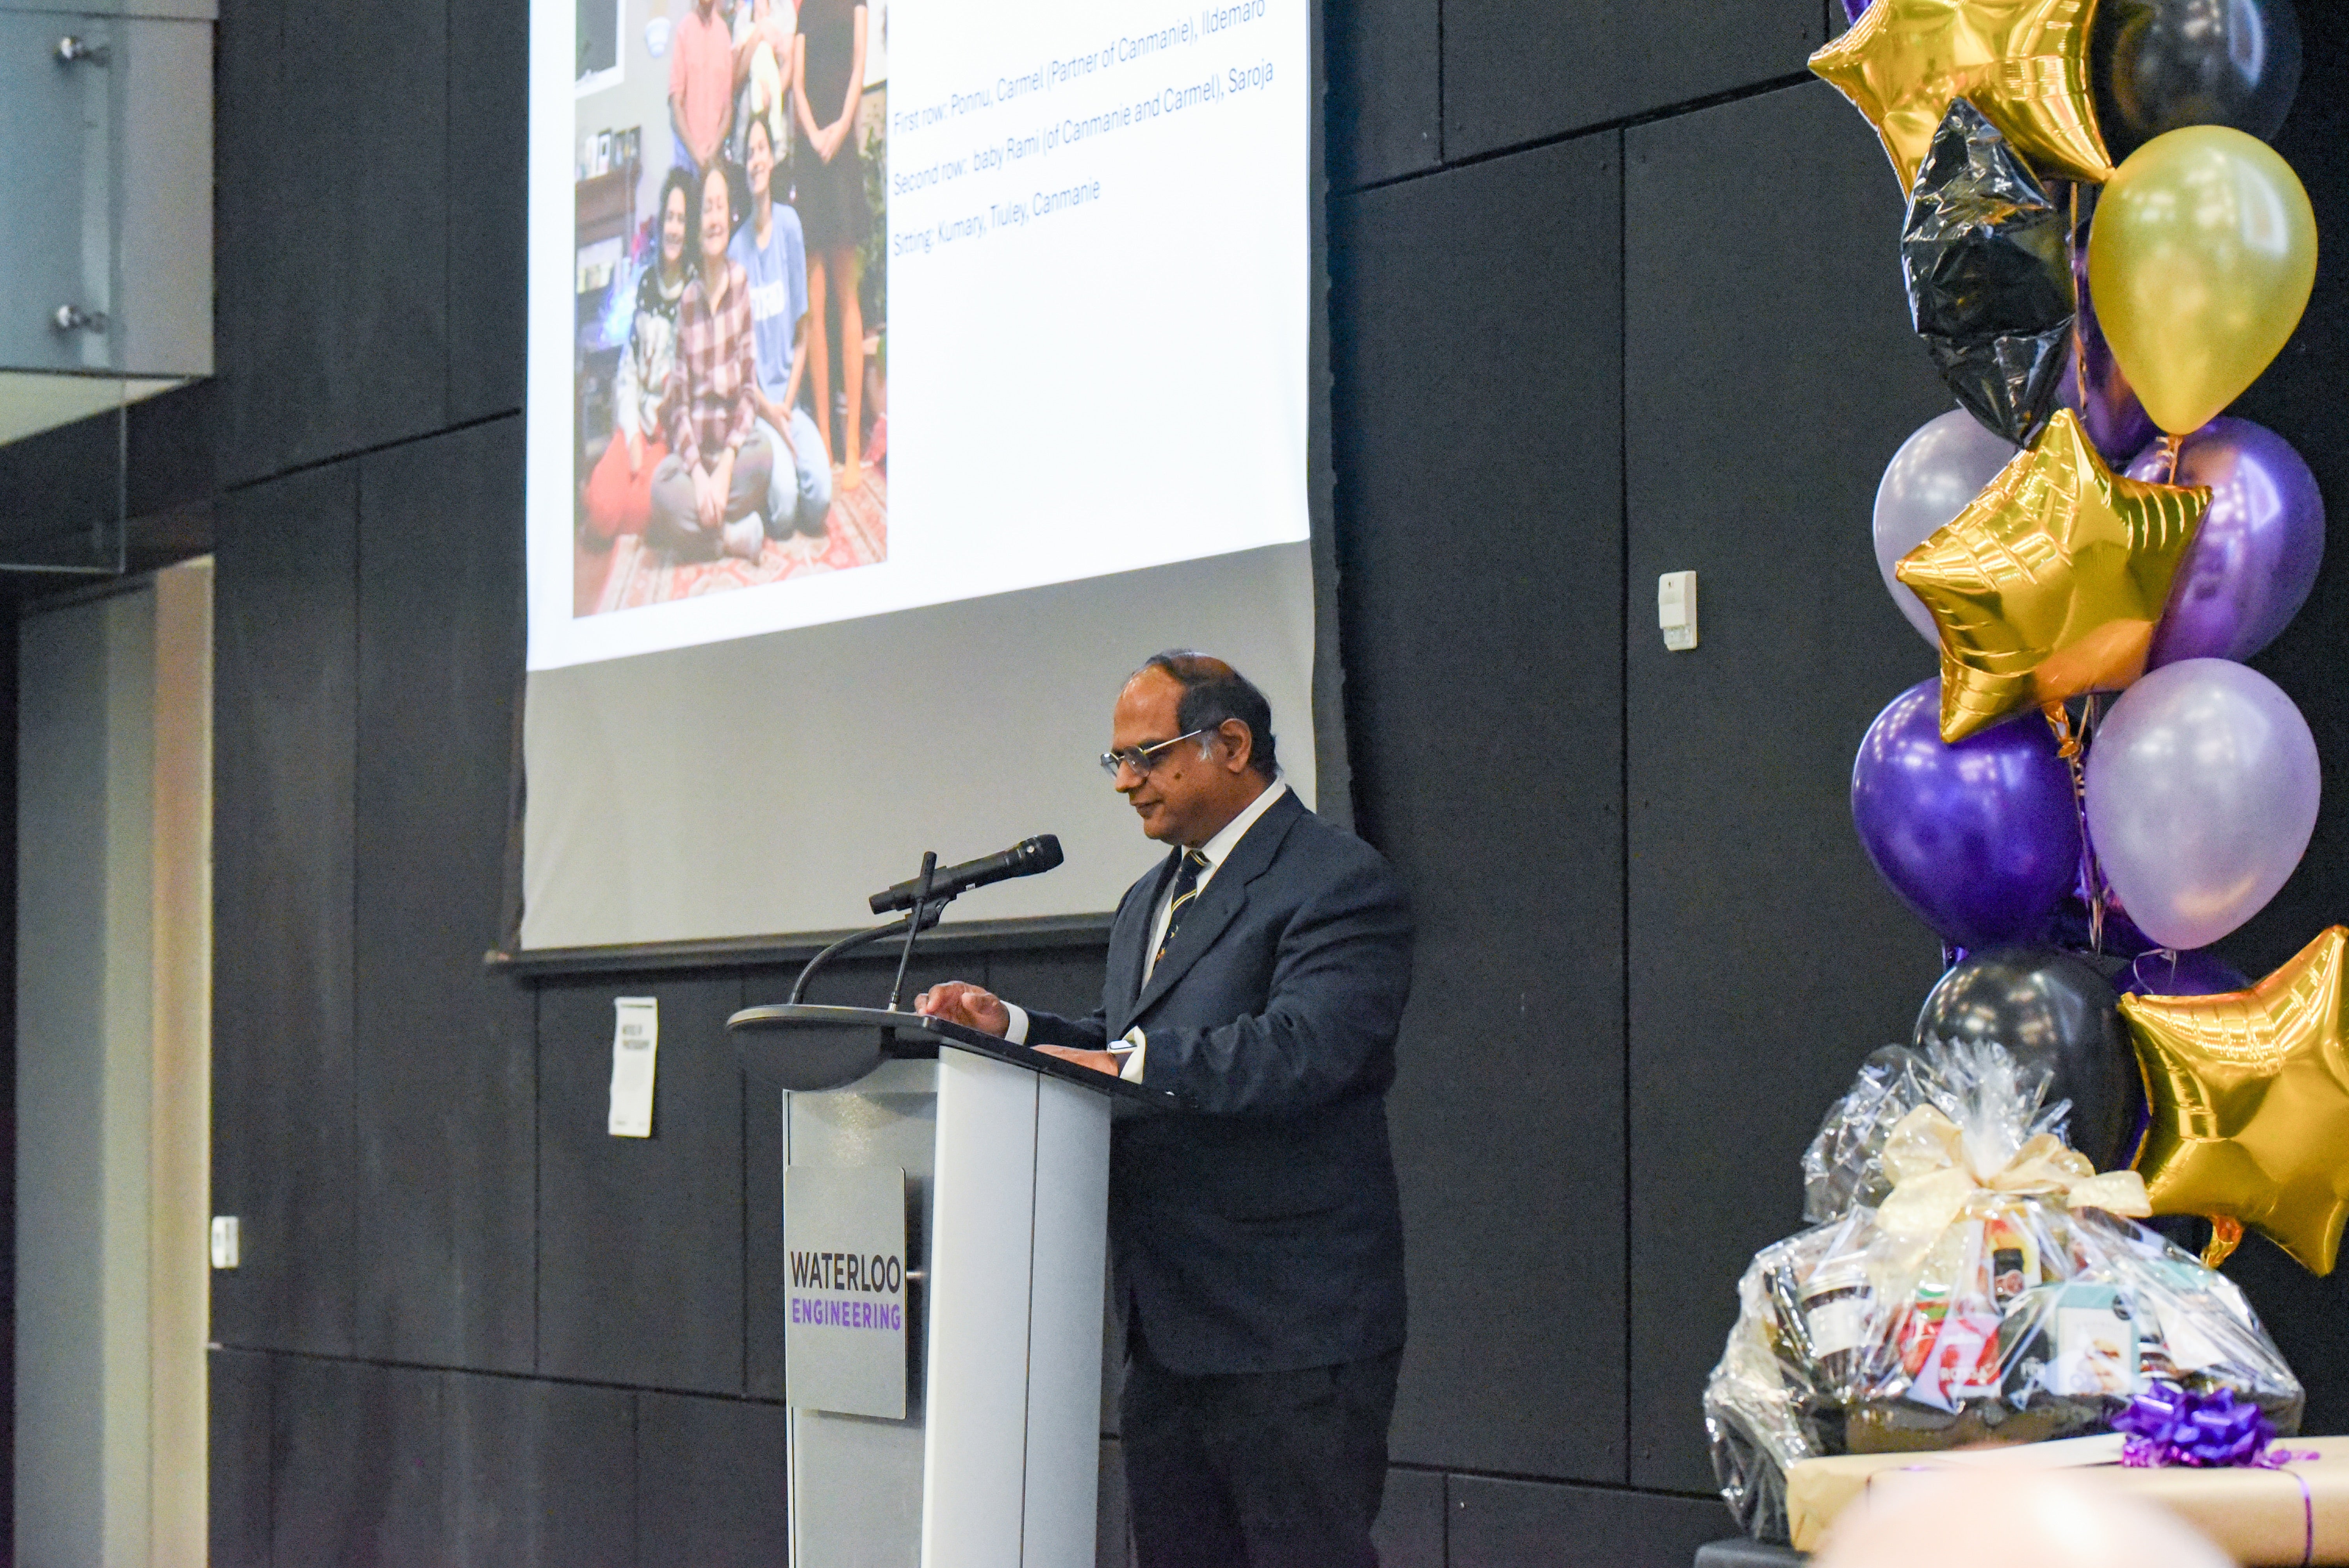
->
[1142, 852, 1412, 1117]
[1020, 1007, 1112, 1052]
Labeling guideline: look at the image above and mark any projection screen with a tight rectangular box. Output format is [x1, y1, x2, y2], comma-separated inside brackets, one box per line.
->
[522, 0, 1326, 951]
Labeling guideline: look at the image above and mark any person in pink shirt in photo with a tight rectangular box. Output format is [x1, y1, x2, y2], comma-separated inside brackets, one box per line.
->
[668, 0, 764, 176]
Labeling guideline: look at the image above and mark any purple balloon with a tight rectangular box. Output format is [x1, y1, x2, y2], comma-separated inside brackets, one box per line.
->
[1841, 0, 1869, 21]
[1853, 681, 2084, 950]
[2059, 232, 2159, 463]
[2121, 948, 2251, 998]
[2124, 418, 2325, 667]
[2085, 659, 2320, 951]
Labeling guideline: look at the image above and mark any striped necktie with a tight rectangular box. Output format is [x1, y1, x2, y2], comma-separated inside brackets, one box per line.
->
[1152, 848, 1212, 969]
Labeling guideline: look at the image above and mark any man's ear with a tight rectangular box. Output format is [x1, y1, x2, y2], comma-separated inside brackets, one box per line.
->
[1219, 719, 1254, 774]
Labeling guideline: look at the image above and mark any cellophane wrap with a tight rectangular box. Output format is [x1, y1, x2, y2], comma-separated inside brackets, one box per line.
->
[1707, 1041, 2303, 1543]
[1800, 1041, 2071, 1225]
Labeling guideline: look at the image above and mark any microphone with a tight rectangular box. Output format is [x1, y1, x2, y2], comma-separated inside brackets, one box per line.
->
[868, 835, 1063, 914]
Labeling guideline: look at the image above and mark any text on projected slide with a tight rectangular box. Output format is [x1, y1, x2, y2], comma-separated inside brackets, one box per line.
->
[888, 2, 1274, 255]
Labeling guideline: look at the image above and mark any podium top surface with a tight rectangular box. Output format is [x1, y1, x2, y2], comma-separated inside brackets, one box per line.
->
[728, 1003, 1178, 1105]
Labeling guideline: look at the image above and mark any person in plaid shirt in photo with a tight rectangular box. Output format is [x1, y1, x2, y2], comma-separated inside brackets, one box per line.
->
[651, 159, 775, 561]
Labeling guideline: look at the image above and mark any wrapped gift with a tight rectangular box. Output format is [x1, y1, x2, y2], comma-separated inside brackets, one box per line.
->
[1786, 1433, 2349, 1561]
[1706, 1042, 2303, 1544]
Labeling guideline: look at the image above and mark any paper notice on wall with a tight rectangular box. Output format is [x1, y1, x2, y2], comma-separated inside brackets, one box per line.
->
[609, 996, 658, 1137]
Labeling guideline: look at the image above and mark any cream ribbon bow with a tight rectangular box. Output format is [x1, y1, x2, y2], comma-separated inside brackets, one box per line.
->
[1874, 1105, 2151, 1266]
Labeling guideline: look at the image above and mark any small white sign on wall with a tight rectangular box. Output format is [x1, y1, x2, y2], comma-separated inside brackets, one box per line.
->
[608, 996, 658, 1137]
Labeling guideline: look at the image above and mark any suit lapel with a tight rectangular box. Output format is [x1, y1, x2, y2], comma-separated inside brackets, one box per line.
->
[1121, 792, 1305, 1028]
[1107, 850, 1179, 1021]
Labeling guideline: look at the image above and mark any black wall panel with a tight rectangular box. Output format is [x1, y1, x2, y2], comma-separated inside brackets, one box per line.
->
[1447, 1475, 1728, 1568]
[539, 974, 747, 1394]
[210, 0, 284, 487]
[1331, 135, 1627, 1481]
[2217, 2, 2349, 984]
[126, 382, 220, 525]
[1621, 82, 1950, 1491]
[212, 463, 361, 1357]
[1097, 1439, 1132, 1568]
[217, 0, 449, 482]
[354, 419, 536, 1373]
[271, 1357, 446, 1566]
[1325, 0, 1440, 189]
[0, 596, 13, 1550]
[982, 944, 1112, 1023]
[742, 1070, 788, 1403]
[447, 0, 530, 421]
[446, 1372, 637, 1566]
[1442, 0, 1819, 160]
[209, 1350, 274, 1568]
[1373, 1466, 1446, 1567]
[635, 1392, 790, 1567]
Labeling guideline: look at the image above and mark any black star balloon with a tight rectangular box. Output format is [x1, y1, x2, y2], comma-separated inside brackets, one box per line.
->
[1902, 100, 2077, 446]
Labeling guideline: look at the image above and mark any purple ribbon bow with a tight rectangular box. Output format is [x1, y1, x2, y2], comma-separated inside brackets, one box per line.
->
[2115, 1381, 2294, 1468]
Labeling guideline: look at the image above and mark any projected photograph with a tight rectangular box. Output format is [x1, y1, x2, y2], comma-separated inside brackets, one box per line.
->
[570, 0, 889, 618]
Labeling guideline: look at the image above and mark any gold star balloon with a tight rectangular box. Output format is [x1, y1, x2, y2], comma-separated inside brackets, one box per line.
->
[1809, 0, 2113, 192]
[2121, 927, 2349, 1276]
[1895, 410, 2208, 743]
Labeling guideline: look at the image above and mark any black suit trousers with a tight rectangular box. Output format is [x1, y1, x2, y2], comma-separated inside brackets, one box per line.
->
[1120, 1327, 1401, 1568]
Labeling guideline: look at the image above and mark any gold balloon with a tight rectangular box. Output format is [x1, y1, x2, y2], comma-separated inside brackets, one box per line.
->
[1895, 410, 2209, 743]
[1808, 0, 2113, 193]
[2087, 126, 2319, 435]
[2121, 927, 2349, 1276]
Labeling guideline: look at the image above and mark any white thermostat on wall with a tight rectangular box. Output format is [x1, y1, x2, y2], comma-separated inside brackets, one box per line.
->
[1659, 570, 1699, 651]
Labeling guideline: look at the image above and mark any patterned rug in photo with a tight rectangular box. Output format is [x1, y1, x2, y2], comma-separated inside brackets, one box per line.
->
[593, 463, 888, 614]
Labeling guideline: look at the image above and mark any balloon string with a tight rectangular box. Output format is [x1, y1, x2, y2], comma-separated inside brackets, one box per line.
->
[2164, 432, 2184, 485]
[2069, 183, 2087, 396]
[2045, 699, 2105, 953]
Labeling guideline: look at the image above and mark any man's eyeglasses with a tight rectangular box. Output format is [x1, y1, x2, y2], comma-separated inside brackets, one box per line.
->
[1098, 729, 1210, 780]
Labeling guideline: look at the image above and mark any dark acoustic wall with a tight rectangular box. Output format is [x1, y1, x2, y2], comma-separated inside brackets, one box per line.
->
[0, 0, 2340, 1562]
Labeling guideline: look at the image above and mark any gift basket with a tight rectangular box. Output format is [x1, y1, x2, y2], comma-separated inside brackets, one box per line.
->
[1705, 1040, 2303, 1545]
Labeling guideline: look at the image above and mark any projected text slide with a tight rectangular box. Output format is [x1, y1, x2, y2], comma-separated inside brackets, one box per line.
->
[528, 0, 1312, 670]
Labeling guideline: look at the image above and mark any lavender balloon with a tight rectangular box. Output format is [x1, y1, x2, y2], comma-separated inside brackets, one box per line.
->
[2125, 418, 2325, 666]
[2121, 948, 2250, 998]
[2085, 659, 2320, 951]
[1853, 681, 2082, 949]
[1874, 410, 2018, 645]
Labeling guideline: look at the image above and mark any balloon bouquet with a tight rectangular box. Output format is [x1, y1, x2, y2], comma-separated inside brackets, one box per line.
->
[1817, 0, 2349, 1275]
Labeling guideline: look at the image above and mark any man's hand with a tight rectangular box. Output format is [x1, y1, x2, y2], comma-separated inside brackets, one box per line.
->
[914, 981, 1009, 1036]
[1035, 1044, 1121, 1076]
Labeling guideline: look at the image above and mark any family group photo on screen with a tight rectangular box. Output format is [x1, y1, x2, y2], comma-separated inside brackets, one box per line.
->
[570, 0, 889, 617]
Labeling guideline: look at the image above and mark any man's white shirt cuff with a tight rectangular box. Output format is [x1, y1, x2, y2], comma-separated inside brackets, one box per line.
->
[1112, 1027, 1147, 1083]
[1001, 1003, 1029, 1045]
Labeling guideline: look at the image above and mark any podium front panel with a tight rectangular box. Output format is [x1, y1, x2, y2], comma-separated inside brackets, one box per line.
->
[784, 1060, 936, 1566]
[773, 1045, 1113, 1568]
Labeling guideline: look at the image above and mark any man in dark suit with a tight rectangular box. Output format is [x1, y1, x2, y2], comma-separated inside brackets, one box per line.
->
[916, 650, 1413, 1568]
